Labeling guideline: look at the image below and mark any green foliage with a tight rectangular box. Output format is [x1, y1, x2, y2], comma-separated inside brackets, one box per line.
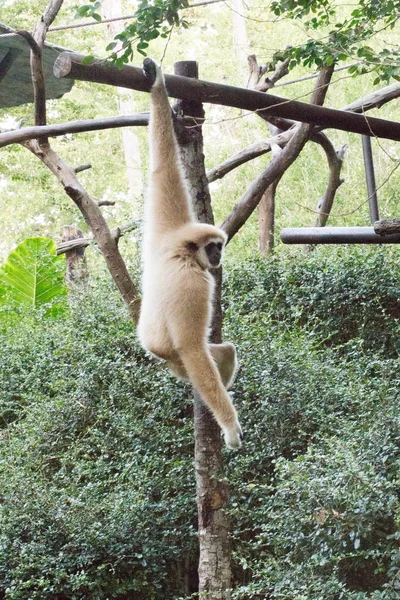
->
[271, 0, 400, 83]
[223, 248, 400, 599]
[0, 238, 67, 315]
[0, 285, 197, 599]
[1, 248, 400, 598]
[75, 0, 190, 65]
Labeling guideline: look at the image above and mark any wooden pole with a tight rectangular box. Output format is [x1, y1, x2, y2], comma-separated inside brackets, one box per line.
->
[173, 60, 233, 600]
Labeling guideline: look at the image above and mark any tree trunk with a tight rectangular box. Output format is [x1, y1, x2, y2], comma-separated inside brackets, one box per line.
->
[61, 224, 89, 291]
[173, 60, 232, 599]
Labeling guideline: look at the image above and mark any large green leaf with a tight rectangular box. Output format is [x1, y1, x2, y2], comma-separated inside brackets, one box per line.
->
[0, 237, 67, 309]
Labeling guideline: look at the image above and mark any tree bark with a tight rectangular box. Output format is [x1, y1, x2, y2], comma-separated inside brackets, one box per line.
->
[173, 60, 232, 600]
[374, 219, 400, 235]
[258, 176, 281, 255]
[247, 55, 289, 255]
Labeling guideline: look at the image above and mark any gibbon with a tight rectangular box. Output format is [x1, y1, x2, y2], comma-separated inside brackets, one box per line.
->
[137, 58, 242, 449]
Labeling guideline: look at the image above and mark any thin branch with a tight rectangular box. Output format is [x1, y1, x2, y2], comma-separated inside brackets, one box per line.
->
[0, 114, 149, 148]
[74, 163, 92, 173]
[207, 80, 400, 183]
[17, 0, 141, 322]
[24, 138, 140, 320]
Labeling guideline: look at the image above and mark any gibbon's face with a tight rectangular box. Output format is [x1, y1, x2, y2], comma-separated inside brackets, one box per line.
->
[187, 237, 224, 270]
[204, 240, 224, 267]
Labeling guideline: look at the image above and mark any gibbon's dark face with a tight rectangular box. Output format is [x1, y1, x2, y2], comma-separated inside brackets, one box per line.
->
[204, 241, 223, 267]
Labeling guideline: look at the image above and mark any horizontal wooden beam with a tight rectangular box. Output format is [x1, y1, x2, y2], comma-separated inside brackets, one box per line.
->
[281, 226, 400, 244]
[54, 51, 400, 142]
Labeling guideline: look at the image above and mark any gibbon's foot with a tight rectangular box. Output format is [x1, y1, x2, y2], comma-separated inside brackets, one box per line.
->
[223, 420, 243, 450]
[143, 58, 158, 85]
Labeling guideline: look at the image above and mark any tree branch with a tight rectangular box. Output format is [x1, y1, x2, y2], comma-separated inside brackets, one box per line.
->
[0, 114, 149, 148]
[24, 138, 140, 320]
[311, 139, 348, 228]
[207, 80, 400, 183]
[221, 65, 335, 241]
[16, 0, 141, 322]
[53, 51, 400, 141]
[56, 220, 139, 254]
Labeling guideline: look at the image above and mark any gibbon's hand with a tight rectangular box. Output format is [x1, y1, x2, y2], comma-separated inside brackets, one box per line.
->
[143, 57, 158, 86]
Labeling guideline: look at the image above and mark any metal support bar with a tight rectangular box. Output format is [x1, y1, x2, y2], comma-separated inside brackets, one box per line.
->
[361, 135, 380, 223]
[281, 227, 400, 244]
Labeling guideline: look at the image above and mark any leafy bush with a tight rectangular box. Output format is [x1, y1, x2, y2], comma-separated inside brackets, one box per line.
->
[1, 247, 400, 599]
[224, 246, 400, 355]
[0, 286, 197, 600]
[223, 248, 400, 599]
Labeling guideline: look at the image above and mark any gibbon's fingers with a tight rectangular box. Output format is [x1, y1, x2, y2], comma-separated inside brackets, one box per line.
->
[178, 346, 242, 449]
[142, 57, 158, 85]
[209, 342, 238, 389]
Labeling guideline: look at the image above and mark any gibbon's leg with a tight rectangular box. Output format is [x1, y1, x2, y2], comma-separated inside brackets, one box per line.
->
[168, 344, 237, 387]
[209, 342, 238, 389]
[176, 345, 242, 449]
[143, 58, 193, 232]
[166, 356, 187, 381]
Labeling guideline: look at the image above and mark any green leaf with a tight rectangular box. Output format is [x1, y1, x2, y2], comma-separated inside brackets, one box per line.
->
[0, 238, 66, 309]
[81, 55, 95, 65]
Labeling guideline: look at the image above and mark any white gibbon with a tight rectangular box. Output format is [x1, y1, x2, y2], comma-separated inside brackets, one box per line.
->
[137, 58, 242, 450]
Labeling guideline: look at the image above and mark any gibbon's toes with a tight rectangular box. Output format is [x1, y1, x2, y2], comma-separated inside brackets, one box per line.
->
[223, 422, 243, 450]
[142, 58, 158, 84]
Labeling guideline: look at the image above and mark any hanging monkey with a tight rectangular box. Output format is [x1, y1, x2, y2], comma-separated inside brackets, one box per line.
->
[138, 59, 242, 449]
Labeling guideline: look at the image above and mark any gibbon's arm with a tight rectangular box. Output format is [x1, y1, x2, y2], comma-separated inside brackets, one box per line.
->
[144, 58, 193, 234]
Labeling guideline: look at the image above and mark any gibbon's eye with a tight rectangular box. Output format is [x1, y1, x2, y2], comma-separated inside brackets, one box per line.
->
[205, 241, 222, 267]
[186, 241, 199, 253]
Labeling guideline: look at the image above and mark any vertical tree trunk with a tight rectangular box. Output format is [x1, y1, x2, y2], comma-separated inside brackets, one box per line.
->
[102, 0, 143, 214]
[61, 224, 89, 291]
[173, 61, 232, 599]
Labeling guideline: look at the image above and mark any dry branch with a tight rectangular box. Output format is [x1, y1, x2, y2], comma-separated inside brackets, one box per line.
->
[25, 138, 140, 320]
[221, 65, 335, 241]
[0, 114, 149, 148]
[311, 140, 348, 228]
[56, 219, 139, 254]
[54, 51, 400, 141]
[207, 80, 400, 184]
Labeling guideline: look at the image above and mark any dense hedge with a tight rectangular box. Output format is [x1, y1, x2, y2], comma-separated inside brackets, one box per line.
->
[1, 247, 400, 599]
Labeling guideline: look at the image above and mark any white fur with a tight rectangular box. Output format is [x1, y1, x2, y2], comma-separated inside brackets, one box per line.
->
[138, 60, 242, 449]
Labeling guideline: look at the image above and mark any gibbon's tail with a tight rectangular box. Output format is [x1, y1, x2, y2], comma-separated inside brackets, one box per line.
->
[179, 346, 242, 449]
[143, 58, 193, 228]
